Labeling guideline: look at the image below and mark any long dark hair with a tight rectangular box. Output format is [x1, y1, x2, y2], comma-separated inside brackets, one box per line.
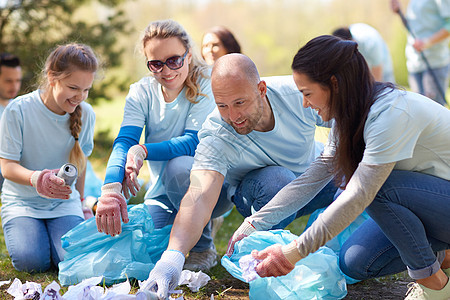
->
[292, 35, 394, 187]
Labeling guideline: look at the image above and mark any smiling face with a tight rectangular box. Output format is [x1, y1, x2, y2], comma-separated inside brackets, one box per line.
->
[45, 69, 95, 115]
[213, 77, 269, 135]
[144, 37, 191, 102]
[293, 71, 332, 121]
[201, 33, 228, 65]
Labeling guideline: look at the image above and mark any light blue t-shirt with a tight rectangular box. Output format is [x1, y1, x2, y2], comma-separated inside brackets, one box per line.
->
[193, 75, 326, 198]
[121, 73, 216, 199]
[350, 23, 395, 83]
[362, 89, 450, 179]
[0, 90, 95, 226]
[405, 0, 450, 72]
[0, 102, 9, 118]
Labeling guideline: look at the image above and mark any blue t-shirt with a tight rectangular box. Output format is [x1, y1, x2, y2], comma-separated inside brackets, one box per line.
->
[0, 90, 95, 226]
[405, 0, 450, 72]
[193, 75, 326, 198]
[350, 23, 395, 82]
[362, 89, 450, 179]
[118, 73, 216, 199]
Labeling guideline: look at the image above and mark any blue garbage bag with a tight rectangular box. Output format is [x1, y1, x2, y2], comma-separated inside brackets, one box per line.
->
[305, 208, 371, 284]
[84, 160, 103, 198]
[222, 230, 347, 300]
[58, 204, 171, 286]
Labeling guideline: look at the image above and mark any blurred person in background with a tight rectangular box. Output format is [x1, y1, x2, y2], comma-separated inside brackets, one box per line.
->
[0, 53, 22, 191]
[333, 23, 395, 83]
[391, 0, 450, 106]
[201, 26, 241, 65]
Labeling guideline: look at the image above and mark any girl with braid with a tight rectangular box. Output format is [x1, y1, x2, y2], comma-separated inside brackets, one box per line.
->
[0, 43, 98, 272]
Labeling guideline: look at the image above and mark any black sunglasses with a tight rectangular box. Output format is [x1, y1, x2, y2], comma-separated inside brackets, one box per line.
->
[147, 49, 189, 73]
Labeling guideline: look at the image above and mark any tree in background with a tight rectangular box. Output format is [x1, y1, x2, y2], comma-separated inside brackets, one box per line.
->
[0, 0, 132, 104]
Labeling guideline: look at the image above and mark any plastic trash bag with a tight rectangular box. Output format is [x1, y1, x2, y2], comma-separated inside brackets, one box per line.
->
[84, 160, 103, 198]
[58, 204, 171, 286]
[222, 230, 347, 300]
[305, 208, 371, 284]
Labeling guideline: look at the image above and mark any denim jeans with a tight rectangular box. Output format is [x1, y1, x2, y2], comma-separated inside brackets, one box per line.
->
[232, 166, 339, 229]
[409, 64, 449, 106]
[3, 215, 83, 272]
[339, 170, 450, 280]
[146, 156, 233, 252]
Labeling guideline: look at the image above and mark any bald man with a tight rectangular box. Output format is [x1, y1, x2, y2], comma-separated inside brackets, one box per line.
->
[144, 54, 338, 299]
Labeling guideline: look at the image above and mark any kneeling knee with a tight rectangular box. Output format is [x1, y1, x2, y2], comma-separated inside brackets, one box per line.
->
[11, 253, 51, 273]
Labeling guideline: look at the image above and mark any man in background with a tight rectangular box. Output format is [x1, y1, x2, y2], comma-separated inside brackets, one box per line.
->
[0, 53, 22, 190]
[333, 23, 396, 83]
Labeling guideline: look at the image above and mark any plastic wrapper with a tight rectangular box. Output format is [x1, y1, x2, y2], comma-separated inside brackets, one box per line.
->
[222, 230, 347, 300]
[58, 204, 171, 286]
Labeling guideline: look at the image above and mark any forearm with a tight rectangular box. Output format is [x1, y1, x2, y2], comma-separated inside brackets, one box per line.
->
[1, 158, 35, 186]
[249, 154, 334, 230]
[167, 169, 224, 255]
[294, 162, 395, 258]
[426, 28, 450, 46]
[144, 130, 199, 161]
[104, 126, 142, 184]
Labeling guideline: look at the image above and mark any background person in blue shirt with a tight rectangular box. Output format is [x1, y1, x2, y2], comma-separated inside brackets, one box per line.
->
[332, 23, 395, 83]
[0, 53, 22, 192]
[391, 0, 450, 106]
[0, 43, 98, 272]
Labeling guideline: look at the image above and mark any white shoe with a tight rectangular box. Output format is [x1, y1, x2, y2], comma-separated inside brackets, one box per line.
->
[404, 280, 450, 300]
[183, 247, 217, 272]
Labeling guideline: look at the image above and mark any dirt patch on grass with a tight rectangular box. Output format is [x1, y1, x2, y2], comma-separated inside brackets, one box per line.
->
[0, 270, 412, 299]
[181, 272, 412, 299]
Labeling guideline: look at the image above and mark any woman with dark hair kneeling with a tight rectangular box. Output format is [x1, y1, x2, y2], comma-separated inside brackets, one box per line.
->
[229, 35, 450, 300]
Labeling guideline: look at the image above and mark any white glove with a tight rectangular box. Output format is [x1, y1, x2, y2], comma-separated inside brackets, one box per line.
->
[226, 218, 257, 256]
[142, 250, 185, 300]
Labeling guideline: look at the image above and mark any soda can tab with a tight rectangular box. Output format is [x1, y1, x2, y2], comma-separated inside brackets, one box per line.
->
[57, 163, 78, 186]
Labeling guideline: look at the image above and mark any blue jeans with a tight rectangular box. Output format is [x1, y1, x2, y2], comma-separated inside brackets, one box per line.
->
[409, 64, 449, 106]
[340, 170, 450, 280]
[146, 156, 233, 252]
[3, 215, 83, 272]
[232, 166, 338, 229]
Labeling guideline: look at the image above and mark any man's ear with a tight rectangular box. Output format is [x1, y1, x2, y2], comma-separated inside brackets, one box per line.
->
[258, 80, 267, 98]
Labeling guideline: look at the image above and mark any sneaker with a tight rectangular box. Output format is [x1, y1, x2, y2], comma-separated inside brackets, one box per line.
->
[183, 247, 217, 272]
[404, 281, 450, 300]
[211, 216, 224, 240]
[444, 268, 450, 277]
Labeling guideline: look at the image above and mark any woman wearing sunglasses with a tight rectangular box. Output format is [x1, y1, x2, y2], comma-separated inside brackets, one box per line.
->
[95, 20, 224, 271]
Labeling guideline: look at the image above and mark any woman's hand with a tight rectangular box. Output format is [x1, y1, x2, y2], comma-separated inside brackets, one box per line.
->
[124, 144, 147, 197]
